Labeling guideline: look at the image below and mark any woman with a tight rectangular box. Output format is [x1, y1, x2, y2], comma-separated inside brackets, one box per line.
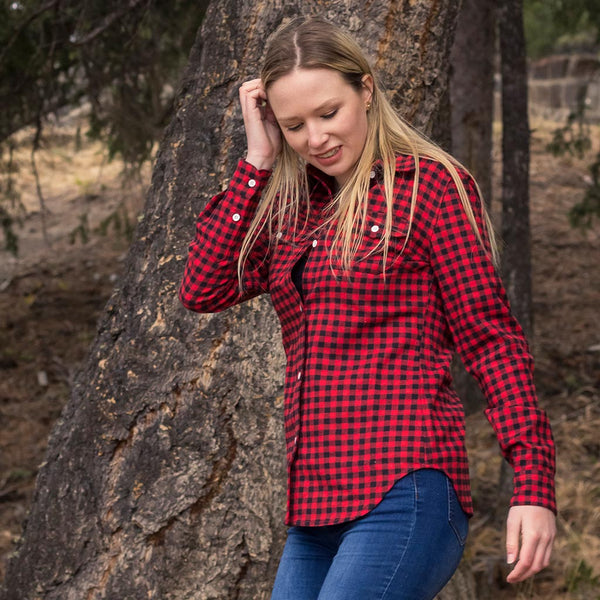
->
[179, 16, 556, 600]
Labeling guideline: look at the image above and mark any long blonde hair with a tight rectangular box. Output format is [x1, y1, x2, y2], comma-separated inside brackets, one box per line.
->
[238, 16, 498, 282]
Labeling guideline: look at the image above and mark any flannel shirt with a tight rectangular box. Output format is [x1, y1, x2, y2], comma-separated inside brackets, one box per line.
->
[179, 156, 556, 527]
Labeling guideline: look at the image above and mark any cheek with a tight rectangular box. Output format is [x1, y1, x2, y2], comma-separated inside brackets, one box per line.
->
[351, 115, 369, 147]
[284, 134, 306, 154]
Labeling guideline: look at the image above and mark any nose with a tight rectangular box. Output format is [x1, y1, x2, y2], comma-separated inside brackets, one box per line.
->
[306, 121, 328, 150]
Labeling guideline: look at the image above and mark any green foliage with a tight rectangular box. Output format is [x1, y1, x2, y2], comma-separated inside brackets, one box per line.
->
[569, 154, 600, 229]
[0, 205, 19, 255]
[565, 559, 600, 596]
[69, 213, 89, 245]
[524, 0, 600, 58]
[547, 91, 592, 159]
[547, 95, 600, 230]
[75, 0, 209, 167]
[546, 93, 600, 229]
[1, 0, 208, 253]
[0, 140, 24, 255]
[529, 1, 600, 230]
[6, 468, 35, 483]
[69, 203, 135, 246]
[0, 0, 208, 164]
[96, 204, 135, 241]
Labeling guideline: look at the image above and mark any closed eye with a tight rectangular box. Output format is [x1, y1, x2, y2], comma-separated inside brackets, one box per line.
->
[285, 109, 337, 132]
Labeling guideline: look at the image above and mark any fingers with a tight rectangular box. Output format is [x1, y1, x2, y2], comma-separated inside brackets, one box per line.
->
[239, 79, 267, 111]
[505, 505, 556, 584]
[505, 507, 521, 566]
[239, 79, 281, 171]
[239, 79, 272, 129]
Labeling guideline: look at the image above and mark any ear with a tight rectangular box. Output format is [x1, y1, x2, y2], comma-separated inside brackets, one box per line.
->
[361, 74, 374, 103]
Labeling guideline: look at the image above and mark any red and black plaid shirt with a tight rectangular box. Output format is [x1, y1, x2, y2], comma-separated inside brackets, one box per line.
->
[179, 156, 556, 527]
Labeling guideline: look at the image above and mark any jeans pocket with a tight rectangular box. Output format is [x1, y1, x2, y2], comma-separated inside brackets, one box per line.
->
[446, 478, 469, 547]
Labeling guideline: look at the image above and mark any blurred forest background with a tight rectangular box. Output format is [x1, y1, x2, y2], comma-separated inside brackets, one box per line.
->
[0, 0, 599, 598]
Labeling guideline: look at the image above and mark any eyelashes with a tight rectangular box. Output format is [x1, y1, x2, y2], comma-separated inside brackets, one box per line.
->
[286, 109, 339, 132]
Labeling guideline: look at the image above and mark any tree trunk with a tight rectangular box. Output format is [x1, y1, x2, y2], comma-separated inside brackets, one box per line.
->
[449, 0, 496, 415]
[450, 0, 495, 204]
[496, 0, 531, 518]
[1, 2, 475, 599]
[497, 0, 532, 338]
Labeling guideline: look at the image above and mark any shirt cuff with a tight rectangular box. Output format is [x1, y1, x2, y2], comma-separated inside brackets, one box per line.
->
[196, 159, 272, 237]
[511, 469, 557, 514]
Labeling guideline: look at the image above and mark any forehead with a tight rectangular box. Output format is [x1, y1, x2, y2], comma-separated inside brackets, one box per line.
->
[267, 68, 356, 119]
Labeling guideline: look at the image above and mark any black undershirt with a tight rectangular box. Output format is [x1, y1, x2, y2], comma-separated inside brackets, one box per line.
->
[291, 252, 309, 300]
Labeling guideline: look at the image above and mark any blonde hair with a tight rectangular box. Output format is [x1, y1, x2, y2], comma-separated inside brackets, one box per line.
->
[239, 16, 498, 282]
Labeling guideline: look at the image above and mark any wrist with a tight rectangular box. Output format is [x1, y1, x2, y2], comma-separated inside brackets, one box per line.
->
[245, 153, 274, 171]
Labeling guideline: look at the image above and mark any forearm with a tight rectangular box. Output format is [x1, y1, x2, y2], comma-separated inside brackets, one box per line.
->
[179, 159, 272, 313]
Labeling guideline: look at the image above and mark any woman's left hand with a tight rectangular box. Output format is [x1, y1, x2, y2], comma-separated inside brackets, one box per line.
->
[505, 505, 556, 583]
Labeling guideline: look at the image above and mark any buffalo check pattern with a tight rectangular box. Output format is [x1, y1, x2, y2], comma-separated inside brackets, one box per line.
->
[180, 157, 556, 527]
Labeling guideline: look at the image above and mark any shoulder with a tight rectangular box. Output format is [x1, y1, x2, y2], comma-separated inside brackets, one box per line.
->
[417, 155, 471, 183]
[392, 154, 471, 186]
[411, 156, 480, 204]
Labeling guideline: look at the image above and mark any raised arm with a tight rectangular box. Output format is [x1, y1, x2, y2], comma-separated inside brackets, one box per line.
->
[179, 79, 282, 313]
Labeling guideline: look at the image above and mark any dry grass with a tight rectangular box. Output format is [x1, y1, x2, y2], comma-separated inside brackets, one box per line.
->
[1, 106, 149, 279]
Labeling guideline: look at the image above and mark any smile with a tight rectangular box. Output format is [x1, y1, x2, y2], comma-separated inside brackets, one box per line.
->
[316, 146, 340, 159]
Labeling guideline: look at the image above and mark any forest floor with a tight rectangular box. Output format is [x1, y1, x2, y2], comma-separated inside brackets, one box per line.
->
[0, 112, 599, 599]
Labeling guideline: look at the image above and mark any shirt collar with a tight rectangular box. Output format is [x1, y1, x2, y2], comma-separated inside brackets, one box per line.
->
[306, 153, 416, 192]
[371, 154, 416, 178]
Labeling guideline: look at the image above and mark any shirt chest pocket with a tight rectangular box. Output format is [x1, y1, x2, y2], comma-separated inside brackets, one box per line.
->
[353, 215, 412, 275]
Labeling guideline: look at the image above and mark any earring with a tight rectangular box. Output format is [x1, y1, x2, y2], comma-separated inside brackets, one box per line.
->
[366, 101, 372, 111]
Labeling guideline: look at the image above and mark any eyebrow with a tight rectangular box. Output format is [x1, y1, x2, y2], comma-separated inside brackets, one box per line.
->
[276, 99, 340, 124]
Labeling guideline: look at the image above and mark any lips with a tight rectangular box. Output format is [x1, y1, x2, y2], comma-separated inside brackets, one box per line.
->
[317, 146, 340, 159]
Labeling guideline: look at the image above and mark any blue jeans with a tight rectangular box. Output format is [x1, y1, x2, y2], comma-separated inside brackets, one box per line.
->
[271, 469, 468, 600]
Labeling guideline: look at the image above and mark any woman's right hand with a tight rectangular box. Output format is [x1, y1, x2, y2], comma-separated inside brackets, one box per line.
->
[239, 78, 281, 171]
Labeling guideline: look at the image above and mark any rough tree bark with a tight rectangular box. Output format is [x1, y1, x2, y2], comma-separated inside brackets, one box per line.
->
[497, 0, 532, 338]
[495, 0, 533, 519]
[450, 0, 495, 204]
[449, 0, 496, 415]
[2, 1, 476, 599]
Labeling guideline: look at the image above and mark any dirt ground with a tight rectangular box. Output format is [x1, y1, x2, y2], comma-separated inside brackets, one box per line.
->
[0, 114, 599, 598]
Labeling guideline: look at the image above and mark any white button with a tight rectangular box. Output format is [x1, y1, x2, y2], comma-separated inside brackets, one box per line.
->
[312, 239, 318, 248]
[248, 179, 256, 188]
[276, 231, 283, 239]
[299, 304, 303, 312]
[293, 436, 298, 445]
[297, 371, 302, 380]
[370, 170, 376, 179]
[232, 213, 241, 222]
[370, 224, 380, 233]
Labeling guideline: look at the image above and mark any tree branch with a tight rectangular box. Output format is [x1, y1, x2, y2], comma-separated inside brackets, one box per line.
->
[70, 0, 150, 46]
[0, 0, 61, 66]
